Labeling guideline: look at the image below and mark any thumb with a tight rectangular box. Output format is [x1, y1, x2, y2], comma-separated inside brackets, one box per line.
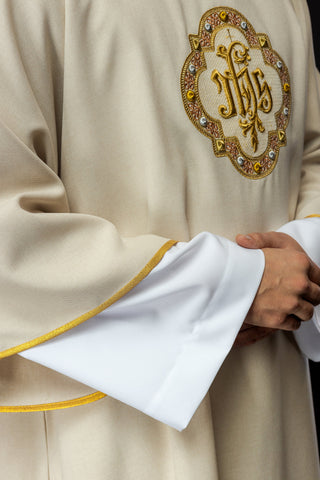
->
[236, 233, 262, 249]
[236, 231, 283, 249]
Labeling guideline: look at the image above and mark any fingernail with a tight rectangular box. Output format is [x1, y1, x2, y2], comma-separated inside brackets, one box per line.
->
[238, 234, 252, 240]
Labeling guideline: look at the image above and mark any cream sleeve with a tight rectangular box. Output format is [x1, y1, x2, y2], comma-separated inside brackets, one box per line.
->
[9, 0, 265, 426]
[20, 233, 265, 430]
[0, 0, 172, 358]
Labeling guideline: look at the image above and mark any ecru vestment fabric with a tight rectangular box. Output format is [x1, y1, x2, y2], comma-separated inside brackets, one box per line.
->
[19, 220, 320, 429]
[1, 0, 320, 478]
[20, 233, 265, 430]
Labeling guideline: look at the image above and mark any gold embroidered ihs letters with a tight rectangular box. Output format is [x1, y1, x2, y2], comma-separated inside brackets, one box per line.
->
[181, 8, 291, 179]
[212, 41, 273, 152]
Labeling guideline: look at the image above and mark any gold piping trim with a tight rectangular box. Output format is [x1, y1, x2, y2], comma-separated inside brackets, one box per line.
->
[0, 240, 177, 360]
[0, 391, 106, 413]
[305, 214, 320, 218]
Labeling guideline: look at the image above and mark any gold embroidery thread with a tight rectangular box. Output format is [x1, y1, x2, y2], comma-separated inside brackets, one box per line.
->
[181, 7, 291, 179]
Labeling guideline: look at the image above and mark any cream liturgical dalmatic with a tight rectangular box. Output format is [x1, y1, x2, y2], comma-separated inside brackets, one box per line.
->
[1, 1, 320, 479]
[181, 7, 291, 179]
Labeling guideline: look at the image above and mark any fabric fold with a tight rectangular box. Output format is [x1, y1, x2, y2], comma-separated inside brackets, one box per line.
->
[0, 0, 171, 358]
[21, 233, 265, 429]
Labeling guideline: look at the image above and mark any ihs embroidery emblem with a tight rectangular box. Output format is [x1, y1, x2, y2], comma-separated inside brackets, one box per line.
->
[181, 7, 291, 179]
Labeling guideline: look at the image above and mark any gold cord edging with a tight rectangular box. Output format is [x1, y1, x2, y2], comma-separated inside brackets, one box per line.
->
[0, 240, 177, 359]
[0, 391, 107, 413]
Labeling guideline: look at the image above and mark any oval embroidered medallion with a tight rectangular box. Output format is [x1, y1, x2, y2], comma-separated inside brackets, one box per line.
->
[180, 7, 291, 179]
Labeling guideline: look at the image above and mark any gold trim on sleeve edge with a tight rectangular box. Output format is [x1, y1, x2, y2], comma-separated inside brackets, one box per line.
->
[0, 239, 177, 360]
[0, 391, 107, 413]
[305, 214, 320, 218]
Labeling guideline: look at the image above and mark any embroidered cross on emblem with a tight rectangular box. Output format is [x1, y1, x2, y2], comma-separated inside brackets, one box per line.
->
[181, 7, 291, 179]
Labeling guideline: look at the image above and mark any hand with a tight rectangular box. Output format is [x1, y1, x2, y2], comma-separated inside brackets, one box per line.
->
[236, 231, 320, 288]
[235, 232, 320, 331]
[237, 231, 306, 254]
[233, 322, 276, 348]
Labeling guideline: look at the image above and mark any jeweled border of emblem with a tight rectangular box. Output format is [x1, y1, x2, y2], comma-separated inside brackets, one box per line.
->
[180, 7, 291, 179]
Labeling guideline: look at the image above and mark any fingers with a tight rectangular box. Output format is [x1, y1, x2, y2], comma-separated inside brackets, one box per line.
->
[236, 231, 305, 253]
[308, 260, 320, 287]
[236, 234, 259, 249]
[291, 299, 314, 322]
[242, 241, 320, 331]
[236, 231, 287, 250]
[233, 326, 275, 348]
[254, 309, 302, 331]
[268, 280, 318, 325]
[280, 315, 301, 331]
[304, 280, 320, 306]
[237, 230, 320, 289]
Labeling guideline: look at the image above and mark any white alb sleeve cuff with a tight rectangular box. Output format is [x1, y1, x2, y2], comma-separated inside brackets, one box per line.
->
[277, 218, 320, 361]
[20, 232, 264, 430]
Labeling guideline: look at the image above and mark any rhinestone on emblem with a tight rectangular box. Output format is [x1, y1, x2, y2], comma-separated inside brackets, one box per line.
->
[269, 150, 276, 160]
[189, 64, 196, 74]
[284, 107, 289, 116]
[276, 61, 283, 69]
[204, 23, 212, 32]
[199, 116, 207, 127]
[237, 156, 244, 166]
[241, 21, 247, 30]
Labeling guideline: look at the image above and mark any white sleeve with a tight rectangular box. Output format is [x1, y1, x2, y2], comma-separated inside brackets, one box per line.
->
[277, 218, 320, 361]
[20, 232, 264, 430]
